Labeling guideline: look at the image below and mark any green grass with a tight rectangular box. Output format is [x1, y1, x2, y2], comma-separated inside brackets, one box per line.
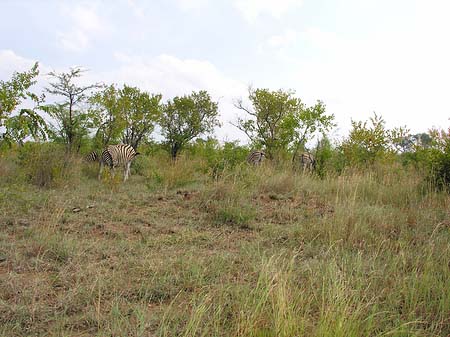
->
[0, 154, 449, 336]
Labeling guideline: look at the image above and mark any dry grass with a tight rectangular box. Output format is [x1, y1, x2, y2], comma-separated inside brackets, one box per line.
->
[0, 155, 449, 336]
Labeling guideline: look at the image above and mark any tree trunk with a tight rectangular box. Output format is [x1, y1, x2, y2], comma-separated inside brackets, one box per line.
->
[67, 97, 74, 153]
[171, 143, 180, 161]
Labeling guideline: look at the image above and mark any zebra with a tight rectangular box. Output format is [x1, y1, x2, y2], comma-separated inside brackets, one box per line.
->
[98, 144, 140, 181]
[84, 151, 99, 163]
[296, 152, 316, 172]
[247, 150, 266, 166]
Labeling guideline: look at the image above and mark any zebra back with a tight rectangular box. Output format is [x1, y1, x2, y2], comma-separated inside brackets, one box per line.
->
[84, 151, 99, 163]
[247, 150, 266, 166]
[299, 152, 315, 171]
[101, 144, 138, 168]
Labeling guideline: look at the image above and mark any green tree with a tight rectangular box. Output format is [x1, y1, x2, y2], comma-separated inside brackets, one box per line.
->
[160, 90, 220, 160]
[0, 62, 47, 146]
[234, 88, 334, 160]
[118, 85, 162, 150]
[340, 113, 410, 166]
[428, 126, 450, 190]
[43, 67, 101, 152]
[89, 84, 125, 149]
[289, 99, 335, 161]
[314, 136, 335, 177]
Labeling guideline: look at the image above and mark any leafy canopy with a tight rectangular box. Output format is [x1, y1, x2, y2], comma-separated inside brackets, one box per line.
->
[0, 62, 47, 145]
[160, 90, 220, 159]
[234, 87, 334, 159]
[89, 84, 162, 150]
[340, 112, 410, 165]
[43, 67, 102, 152]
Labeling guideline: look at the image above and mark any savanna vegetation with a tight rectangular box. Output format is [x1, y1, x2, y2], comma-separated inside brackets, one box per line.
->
[0, 64, 449, 336]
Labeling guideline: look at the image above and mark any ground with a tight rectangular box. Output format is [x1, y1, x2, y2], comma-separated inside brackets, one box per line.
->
[0, 166, 449, 336]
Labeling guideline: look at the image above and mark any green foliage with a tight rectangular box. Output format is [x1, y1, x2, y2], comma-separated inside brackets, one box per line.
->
[314, 136, 334, 177]
[43, 67, 102, 153]
[17, 142, 80, 188]
[340, 113, 410, 167]
[160, 90, 220, 160]
[89, 84, 125, 149]
[0, 62, 48, 146]
[119, 85, 162, 150]
[187, 139, 249, 179]
[3, 112, 47, 146]
[144, 155, 203, 191]
[234, 88, 299, 159]
[428, 127, 450, 190]
[234, 87, 334, 161]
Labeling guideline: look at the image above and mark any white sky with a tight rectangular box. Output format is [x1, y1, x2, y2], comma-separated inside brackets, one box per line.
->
[1, 0, 449, 143]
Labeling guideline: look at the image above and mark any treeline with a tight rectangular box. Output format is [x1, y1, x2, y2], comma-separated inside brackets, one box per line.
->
[1, 63, 449, 189]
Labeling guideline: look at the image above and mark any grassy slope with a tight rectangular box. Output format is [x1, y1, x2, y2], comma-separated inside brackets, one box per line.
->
[0, 160, 449, 336]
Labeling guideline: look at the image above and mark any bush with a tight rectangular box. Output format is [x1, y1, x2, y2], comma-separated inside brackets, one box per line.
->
[144, 154, 204, 191]
[186, 139, 250, 180]
[17, 142, 81, 188]
[0, 148, 20, 184]
[430, 150, 450, 190]
[421, 128, 450, 191]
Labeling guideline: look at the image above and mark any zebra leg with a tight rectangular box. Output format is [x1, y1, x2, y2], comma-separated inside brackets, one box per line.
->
[124, 162, 131, 181]
[98, 162, 104, 180]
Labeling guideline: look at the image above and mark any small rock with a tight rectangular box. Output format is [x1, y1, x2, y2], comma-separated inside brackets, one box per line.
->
[72, 208, 82, 213]
[86, 205, 95, 209]
[18, 219, 30, 227]
[0, 255, 7, 263]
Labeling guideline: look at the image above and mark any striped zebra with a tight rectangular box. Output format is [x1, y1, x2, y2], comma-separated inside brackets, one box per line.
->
[84, 151, 99, 163]
[247, 150, 266, 166]
[98, 144, 140, 181]
[297, 152, 316, 172]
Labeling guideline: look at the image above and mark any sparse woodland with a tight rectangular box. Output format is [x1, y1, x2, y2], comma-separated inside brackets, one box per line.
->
[0, 64, 449, 336]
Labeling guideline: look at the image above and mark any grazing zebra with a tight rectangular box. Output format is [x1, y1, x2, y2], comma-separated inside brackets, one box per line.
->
[247, 150, 266, 166]
[98, 144, 140, 181]
[84, 151, 99, 163]
[297, 152, 316, 172]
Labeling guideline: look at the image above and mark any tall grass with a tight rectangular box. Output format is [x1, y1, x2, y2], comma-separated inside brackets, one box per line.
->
[0, 148, 449, 336]
[17, 143, 82, 188]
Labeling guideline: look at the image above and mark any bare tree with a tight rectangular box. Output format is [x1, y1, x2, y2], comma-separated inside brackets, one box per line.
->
[44, 67, 102, 152]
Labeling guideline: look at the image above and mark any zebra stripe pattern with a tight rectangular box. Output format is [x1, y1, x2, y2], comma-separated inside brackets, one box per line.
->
[247, 150, 266, 166]
[98, 144, 139, 181]
[298, 152, 315, 172]
[84, 151, 99, 163]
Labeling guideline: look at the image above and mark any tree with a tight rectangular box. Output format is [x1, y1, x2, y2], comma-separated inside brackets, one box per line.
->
[340, 112, 410, 165]
[234, 87, 334, 160]
[160, 90, 220, 160]
[428, 126, 450, 190]
[390, 126, 412, 154]
[0, 62, 47, 146]
[89, 84, 125, 149]
[43, 67, 101, 152]
[289, 99, 335, 161]
[118, 85, 162, 150]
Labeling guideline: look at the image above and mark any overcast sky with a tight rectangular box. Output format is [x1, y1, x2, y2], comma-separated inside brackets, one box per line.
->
[1, 0, 449, 142]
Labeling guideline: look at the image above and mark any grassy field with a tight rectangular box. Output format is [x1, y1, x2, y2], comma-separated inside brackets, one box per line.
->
[0, 154, 449, 336]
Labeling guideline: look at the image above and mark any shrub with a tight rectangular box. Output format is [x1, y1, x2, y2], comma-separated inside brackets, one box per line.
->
[0, 148, 20, 184]
[430, 150, 450, 190]
[144, 154, 204, 191]
[186, 139, 250, 180]
[423, 127, 450, 191]
[17, 142, 81, 188]
[339, 113, 409, 168]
